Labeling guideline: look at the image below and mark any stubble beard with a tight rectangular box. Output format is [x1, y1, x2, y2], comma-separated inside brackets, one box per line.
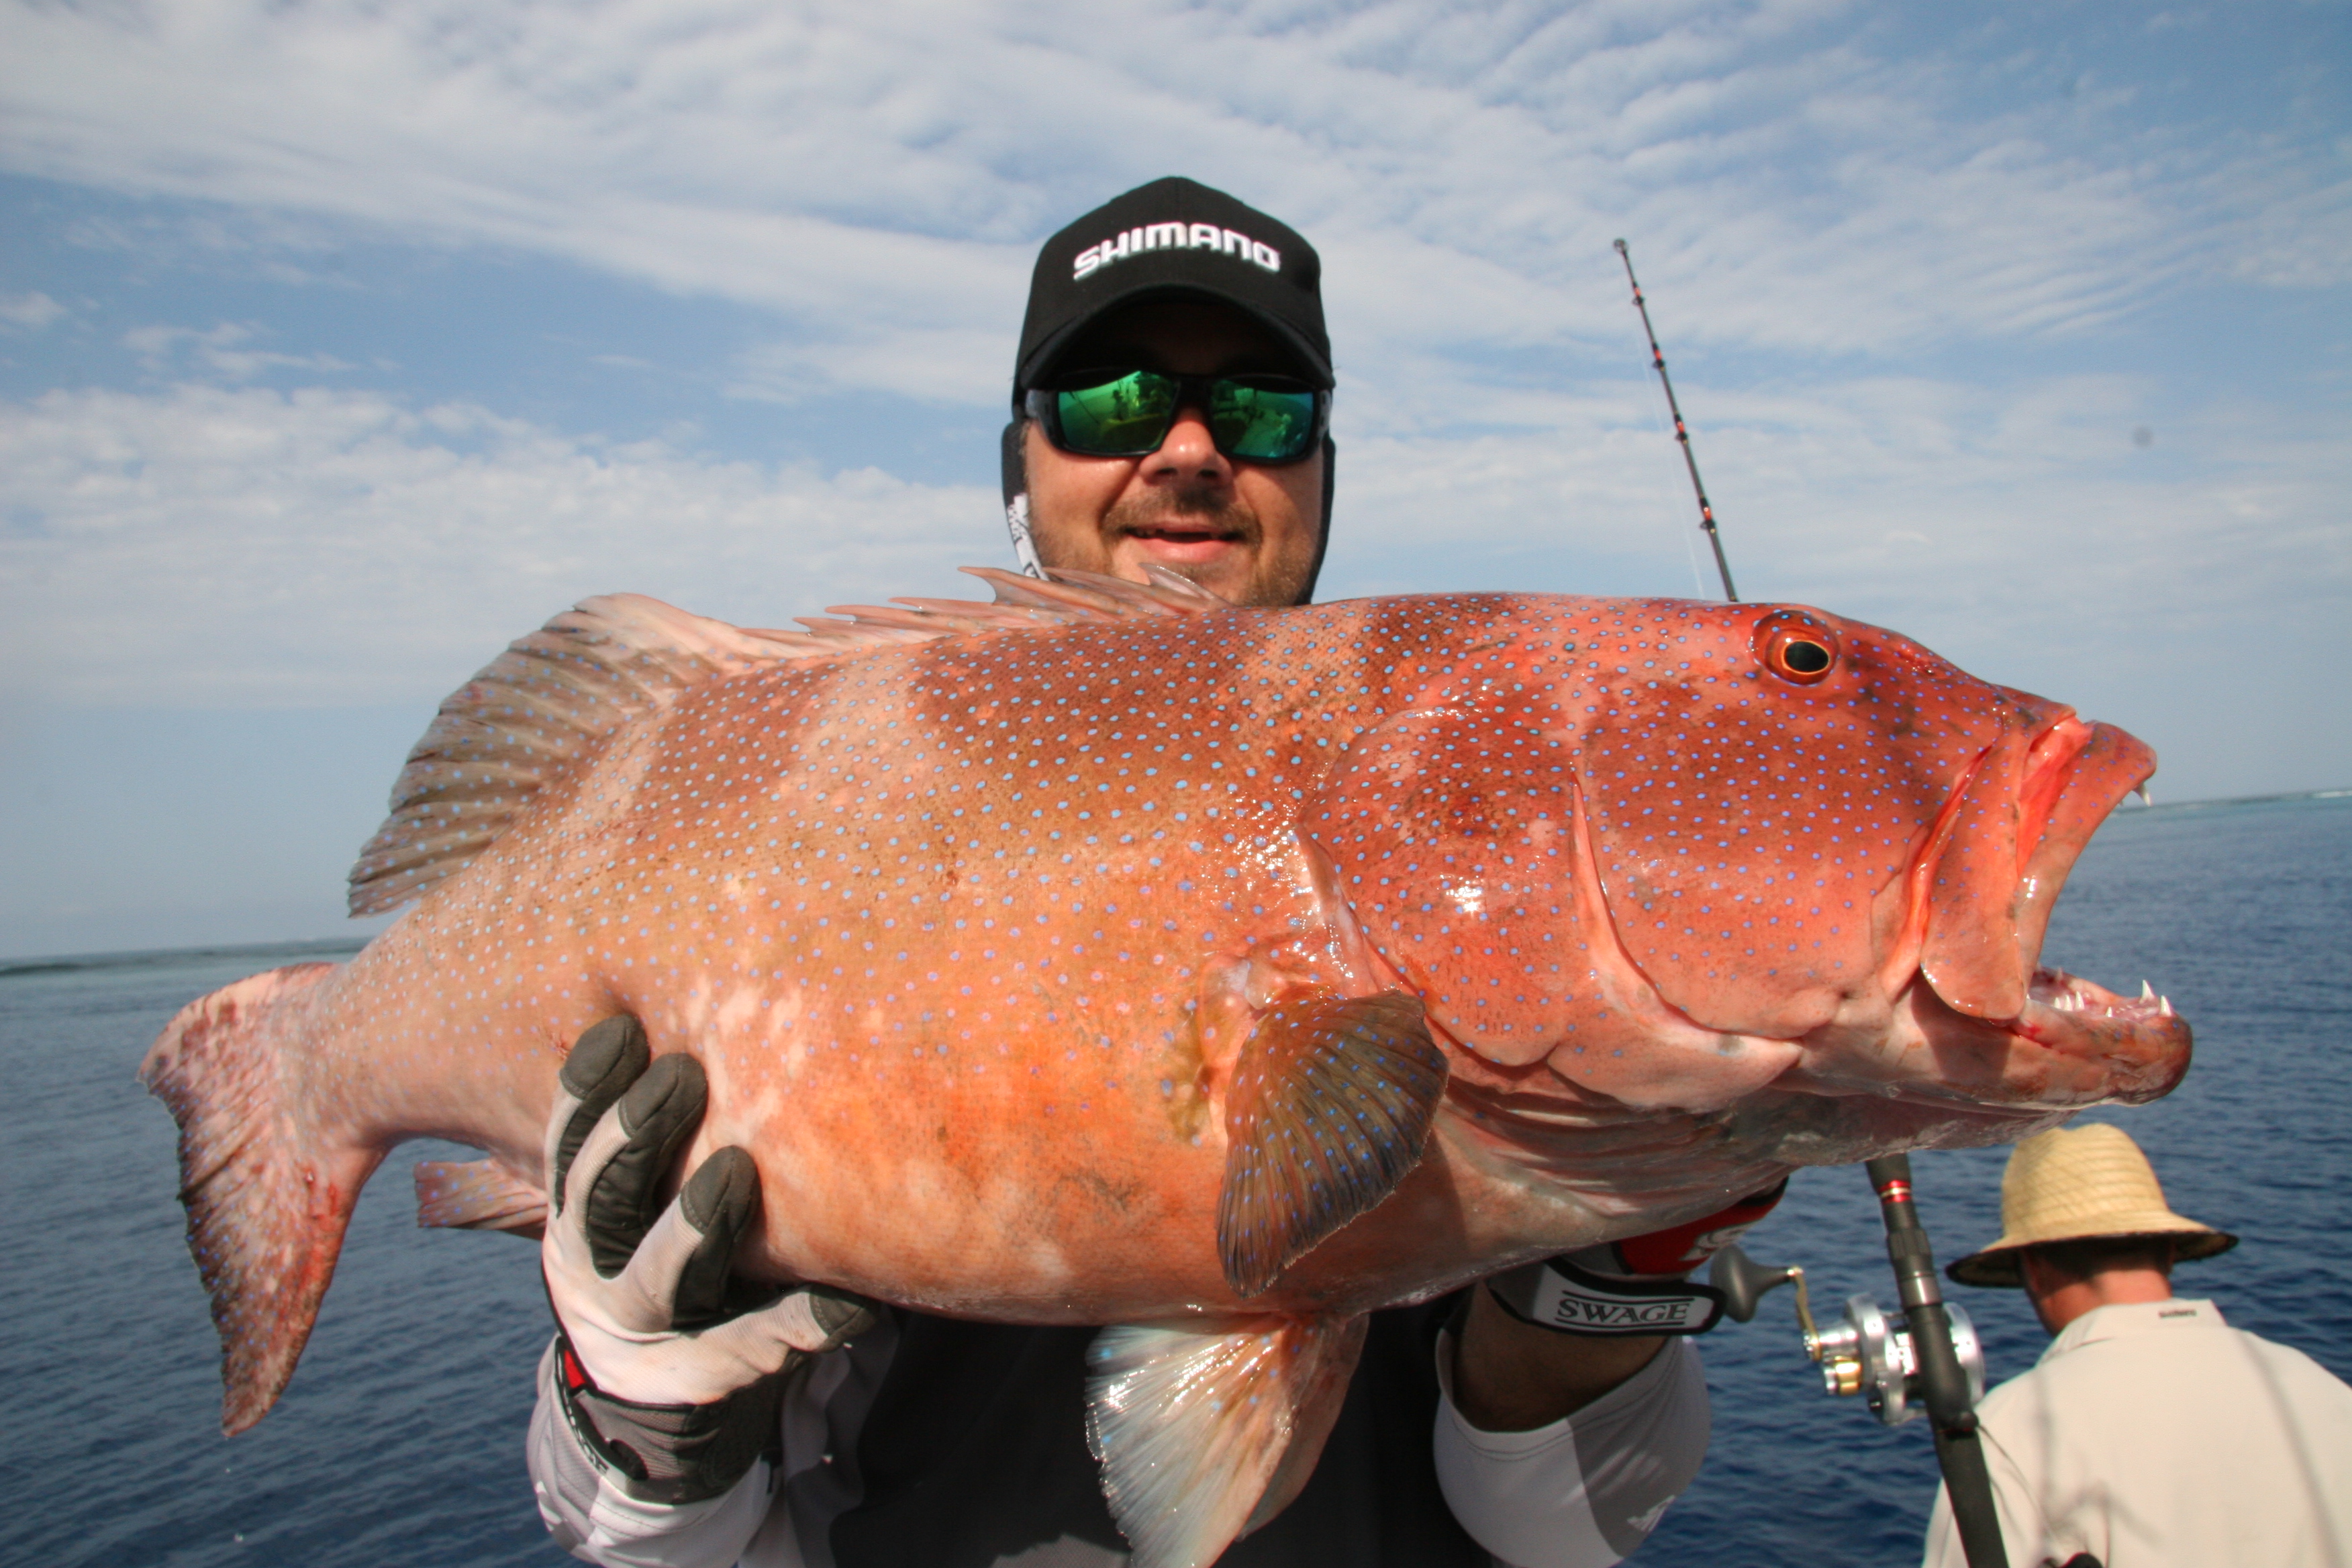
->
[1101, 487, 1312, 608]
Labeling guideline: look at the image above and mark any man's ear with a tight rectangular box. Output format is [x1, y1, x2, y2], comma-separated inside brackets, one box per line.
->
[1297, 432, 1336, 604]
[1000, 417, 1026, 513]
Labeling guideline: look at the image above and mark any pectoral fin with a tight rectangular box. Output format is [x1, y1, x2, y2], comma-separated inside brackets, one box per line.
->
[413, 1159, 548, 1236]
[1216, 990, 1447, 1298]
[1087, 1313, 1367, 1568]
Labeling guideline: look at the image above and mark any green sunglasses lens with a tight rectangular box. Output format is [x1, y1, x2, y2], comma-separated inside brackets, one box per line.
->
[1043, 371, 1322, 460]
[1054, 372, 1177, 455]
[1210, 382, 1319, 461]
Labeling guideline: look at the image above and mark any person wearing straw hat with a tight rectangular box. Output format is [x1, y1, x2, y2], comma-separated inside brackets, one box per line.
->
[1922, 1122, 2352, 1568]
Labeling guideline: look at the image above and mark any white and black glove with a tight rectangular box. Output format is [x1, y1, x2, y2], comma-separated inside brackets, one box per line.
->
[1486, 1181, 1788, 1336]
[542, 1016, 875, 1504]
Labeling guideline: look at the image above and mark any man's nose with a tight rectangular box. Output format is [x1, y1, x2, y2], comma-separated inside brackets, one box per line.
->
[1144, 403, 1233, 485]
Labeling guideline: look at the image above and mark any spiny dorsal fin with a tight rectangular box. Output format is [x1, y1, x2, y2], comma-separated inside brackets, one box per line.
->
[347, 593, 822, 915]
[803, 563, 1231, 639]
[1216, 991, 1449, 1297]
[348, 570, 1237, 916]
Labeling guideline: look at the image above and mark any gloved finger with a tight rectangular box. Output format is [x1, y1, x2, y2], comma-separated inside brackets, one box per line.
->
[769, 1285, 879, 1353]
[607, 1160, 875, 1344]
[671, 1147, 761, 1328]
[697, 1285, 879, 1372]
[545, 1016, 650, 1217]
[1610, 1177, 1792, 1276]
[583, 1053, 708, 1278]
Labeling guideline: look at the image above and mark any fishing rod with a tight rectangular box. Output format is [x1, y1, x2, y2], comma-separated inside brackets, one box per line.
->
[1615, 240, 2006, 1563]
[1864, 1155, 2012, 1568]
[1613, 238, 1739, 603]
[1712, 1161, 2012, 1568]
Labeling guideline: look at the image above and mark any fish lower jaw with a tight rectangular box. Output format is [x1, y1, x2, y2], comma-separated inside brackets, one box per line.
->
[2028, 965, 2172, 1021]
[1779, 967, 2191, 1113]
[2004, 965, 2193, 1106]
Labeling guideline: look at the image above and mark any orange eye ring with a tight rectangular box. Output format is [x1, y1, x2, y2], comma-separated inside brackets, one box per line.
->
[1751, 611, 1840, 685]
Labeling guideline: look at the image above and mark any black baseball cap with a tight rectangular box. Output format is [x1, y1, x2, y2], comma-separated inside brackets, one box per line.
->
[1014, 177, 1331, 399]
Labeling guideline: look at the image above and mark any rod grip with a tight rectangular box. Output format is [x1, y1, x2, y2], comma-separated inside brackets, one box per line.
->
[1864, 1156, 2010, 1568]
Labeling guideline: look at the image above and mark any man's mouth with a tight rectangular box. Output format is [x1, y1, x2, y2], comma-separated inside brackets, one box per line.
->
[1115, 518, 1249, 565]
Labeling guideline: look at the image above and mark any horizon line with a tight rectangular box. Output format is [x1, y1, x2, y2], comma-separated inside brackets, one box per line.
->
[4, 785, 2344, 975]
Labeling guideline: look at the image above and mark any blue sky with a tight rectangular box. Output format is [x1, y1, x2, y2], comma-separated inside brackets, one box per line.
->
[2, 0, 2346, 959]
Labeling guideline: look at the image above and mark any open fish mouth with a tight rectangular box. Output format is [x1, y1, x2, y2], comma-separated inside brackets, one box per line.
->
[1814, 713, 2191, 1112]
[2008, 965, 2189, 1099]
[2028, 966, 2172, 1022]
[1853, 961, 2194, 1114]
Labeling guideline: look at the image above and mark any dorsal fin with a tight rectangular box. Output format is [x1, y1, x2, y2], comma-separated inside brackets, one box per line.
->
[347, 593, 825, 915]
[801, 563, 1230, 639]
[347, 569, 1235, 916]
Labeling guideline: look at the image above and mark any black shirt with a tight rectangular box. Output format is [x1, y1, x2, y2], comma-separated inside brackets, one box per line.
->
[829, 1298, 1489, 1568]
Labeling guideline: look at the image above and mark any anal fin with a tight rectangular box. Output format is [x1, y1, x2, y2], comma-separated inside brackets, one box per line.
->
[1216, 990, 1447, 1297]
[414, 1159, 547, 1236]
[1087, 1313, 1367, 1568]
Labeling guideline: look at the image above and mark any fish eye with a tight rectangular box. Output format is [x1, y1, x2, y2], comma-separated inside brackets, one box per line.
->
[1751, 611, 1839, 685]
[1782, 640, 1830, 673]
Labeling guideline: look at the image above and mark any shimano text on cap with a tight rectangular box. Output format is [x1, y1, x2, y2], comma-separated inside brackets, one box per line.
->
[1014, 176, 1330, 397]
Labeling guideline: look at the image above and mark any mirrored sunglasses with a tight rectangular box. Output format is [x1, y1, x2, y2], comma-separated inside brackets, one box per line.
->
[1024, 370, 1328, 464]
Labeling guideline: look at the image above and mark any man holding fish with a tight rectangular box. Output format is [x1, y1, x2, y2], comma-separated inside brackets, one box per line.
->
[524, 179, 1767, 1568]
[142, 162, 2189, 1567]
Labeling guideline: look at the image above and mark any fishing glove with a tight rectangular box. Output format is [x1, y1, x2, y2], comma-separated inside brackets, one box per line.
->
[1486, 1181, 1787, 1336]
[541, 1016, 875, 1504]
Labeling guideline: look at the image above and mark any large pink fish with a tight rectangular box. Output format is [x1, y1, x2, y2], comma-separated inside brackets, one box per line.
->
[144, 569, 2187, 1567]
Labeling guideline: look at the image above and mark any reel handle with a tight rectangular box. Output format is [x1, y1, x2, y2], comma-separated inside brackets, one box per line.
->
[1706, 1243, 1812, 1331]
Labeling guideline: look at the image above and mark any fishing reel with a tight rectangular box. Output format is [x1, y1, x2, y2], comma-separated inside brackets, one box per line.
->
[1708, 1246, 1986, 1426]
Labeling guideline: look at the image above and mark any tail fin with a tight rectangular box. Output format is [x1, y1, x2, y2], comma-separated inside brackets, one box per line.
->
[139, 963, 381, 1435]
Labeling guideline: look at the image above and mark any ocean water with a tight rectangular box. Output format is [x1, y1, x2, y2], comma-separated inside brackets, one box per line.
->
[3, 793, 2345, 1568]
[1633, 791, 2352, 1565]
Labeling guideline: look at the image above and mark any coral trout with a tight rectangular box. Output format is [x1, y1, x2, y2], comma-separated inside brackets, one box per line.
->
[143, 569, 2189, 1567]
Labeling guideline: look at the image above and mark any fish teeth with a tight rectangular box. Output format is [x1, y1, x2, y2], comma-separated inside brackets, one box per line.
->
[2133, 783, 2153, 805]
[2141, 980, 2155, 999]
[2159, 995, 2173, 1016]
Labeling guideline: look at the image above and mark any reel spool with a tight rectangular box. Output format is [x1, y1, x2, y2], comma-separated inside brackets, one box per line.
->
[1808, 1293, 1986, 1425]
[1709, 1155, 2010, 1568]
[1708, 1248, 1988, 1424]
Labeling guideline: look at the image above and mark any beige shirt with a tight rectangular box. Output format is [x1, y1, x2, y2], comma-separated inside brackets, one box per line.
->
[1922, 1299, 2352, 1567]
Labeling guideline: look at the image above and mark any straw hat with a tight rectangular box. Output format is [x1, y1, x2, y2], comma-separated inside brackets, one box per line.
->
[1947, 1123, 2237, 1288]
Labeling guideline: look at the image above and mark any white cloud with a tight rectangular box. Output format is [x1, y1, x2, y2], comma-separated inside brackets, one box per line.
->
[0, 290, 66, 330]
[5, 365, 2343, 801]
[123, 320, 352, 379]
[728, 326, 1011, 410]
[0, 0, 2343, 810]
[0, 383, 998, 706]
[3, 0, 2342, 414]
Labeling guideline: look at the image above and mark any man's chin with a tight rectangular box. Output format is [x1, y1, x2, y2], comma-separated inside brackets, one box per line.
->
[1112, 536, 1255, 597]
